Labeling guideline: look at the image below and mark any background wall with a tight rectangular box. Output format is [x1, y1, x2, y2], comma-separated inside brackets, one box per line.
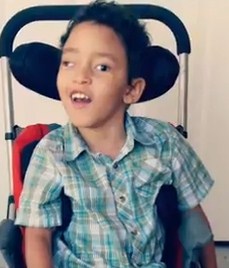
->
[0, 0, 228, 240]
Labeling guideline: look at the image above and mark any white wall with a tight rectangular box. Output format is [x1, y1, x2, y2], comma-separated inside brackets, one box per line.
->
[0, 0, 228, 240]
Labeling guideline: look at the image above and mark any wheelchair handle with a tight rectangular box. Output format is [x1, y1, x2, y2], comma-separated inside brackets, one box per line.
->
[0, 4, 191, 57]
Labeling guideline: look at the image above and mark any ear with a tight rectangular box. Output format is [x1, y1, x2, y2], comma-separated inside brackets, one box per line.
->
[123, 78, 146, 105]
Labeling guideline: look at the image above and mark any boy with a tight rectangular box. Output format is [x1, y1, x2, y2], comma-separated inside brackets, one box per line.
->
[15, 1, 217, 267]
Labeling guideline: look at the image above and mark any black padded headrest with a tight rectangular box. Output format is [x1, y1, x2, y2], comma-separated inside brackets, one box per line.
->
[10, 42, 61, 100]
[139, 46, 179, 102]
[10, 42, 179, 102]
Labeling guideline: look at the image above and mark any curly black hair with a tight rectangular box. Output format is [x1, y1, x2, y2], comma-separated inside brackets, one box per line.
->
[60, 0, 151, 82]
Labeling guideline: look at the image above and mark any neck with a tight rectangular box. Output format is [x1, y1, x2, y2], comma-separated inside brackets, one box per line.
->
[78, 116, 126, 160]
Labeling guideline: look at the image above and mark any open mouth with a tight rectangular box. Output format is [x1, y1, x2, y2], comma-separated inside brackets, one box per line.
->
[70, 92, 92, 104]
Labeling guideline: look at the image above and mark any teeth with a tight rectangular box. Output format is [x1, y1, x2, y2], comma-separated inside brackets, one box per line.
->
[71, 92, 90, 100]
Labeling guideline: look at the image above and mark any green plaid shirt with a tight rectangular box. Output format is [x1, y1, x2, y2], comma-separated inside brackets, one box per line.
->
[16, 113, 214, 268]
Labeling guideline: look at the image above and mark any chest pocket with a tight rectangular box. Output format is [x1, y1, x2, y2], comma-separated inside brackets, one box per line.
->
[134, 158, 172, 208]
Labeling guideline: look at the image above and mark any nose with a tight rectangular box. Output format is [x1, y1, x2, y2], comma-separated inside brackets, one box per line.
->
[72, 65, 92, 85]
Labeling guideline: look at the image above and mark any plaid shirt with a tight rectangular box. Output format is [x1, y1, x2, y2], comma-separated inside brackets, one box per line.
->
[16, 114, 214, 268]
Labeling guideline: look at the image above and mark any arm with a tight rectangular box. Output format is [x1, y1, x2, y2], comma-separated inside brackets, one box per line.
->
[25, 227, 53, 268]
[201, 239, 217, 268]
[15, 141, 62, 267]
[167, 125, 217, 267]
[179, 204, 217, 268]
[191, 205, 217, 268]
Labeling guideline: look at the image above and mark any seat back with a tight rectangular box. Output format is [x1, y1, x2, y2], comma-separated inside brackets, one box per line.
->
[13, 124, 58, 209]
[156, 185, 182, 268]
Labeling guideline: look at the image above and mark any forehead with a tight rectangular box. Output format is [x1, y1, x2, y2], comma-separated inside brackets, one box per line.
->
[63, 21, 126, 59]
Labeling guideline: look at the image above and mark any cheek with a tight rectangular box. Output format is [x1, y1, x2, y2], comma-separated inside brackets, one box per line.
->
[56, 71, 66, 95]
[101, 73, 127, 93]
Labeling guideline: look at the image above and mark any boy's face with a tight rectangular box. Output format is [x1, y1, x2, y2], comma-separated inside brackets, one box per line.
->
[57, 21, 145, 129]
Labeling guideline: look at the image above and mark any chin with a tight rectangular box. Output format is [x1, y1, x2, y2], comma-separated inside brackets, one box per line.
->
[70, 118, 96, 129]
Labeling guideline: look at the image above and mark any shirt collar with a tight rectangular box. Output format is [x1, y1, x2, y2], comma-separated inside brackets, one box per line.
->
[63, 113, 155, 162]
[125, 112, 155, 146]
[63, 123, 88, 162]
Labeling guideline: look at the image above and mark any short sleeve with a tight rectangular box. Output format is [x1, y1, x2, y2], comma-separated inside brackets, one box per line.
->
[170, 128, 214, 211]
[15, 141, 63, 228]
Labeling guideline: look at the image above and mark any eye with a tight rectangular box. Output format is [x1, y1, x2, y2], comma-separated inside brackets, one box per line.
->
[95, 64, 111, 72]
[61, 60, 75, 68]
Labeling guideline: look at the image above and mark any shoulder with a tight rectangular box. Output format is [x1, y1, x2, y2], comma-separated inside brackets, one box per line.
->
[33, 124, 67, 159]
[131, 115, 179, 144]
[39, 125, 65, 147]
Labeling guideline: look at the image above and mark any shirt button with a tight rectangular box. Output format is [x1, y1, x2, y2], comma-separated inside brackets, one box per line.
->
[113, 163, 118, 169]
[131, 228, 138, 236]
[119, 195, 126, 203]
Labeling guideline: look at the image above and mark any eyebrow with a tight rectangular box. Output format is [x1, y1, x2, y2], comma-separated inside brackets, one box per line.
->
[62, 47, 79, 54]
[62, 47, 118, 63]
